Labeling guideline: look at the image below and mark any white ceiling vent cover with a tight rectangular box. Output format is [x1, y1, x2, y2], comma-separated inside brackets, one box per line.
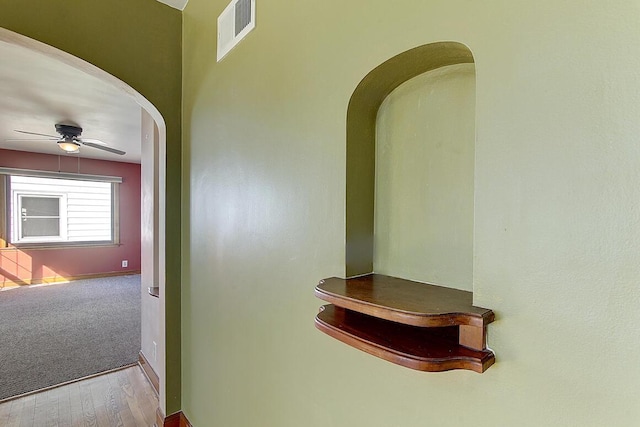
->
[217, 0, 256, 62]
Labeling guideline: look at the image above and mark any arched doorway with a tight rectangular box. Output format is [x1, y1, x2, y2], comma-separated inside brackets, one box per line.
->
[0, 26, 170, 414]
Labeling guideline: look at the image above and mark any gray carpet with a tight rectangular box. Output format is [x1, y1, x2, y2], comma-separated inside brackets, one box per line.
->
[0, 275, 140, 401]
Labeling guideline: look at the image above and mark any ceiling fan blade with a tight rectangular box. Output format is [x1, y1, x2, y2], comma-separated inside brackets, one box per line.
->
[4, 138, 59, 142]
[14, 130, 59, 138]
[81, 141, 126, 155]
[78, 138, 108, 146]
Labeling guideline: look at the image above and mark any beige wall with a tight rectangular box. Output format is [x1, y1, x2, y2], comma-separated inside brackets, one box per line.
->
[374, 63, 475, 291]
[182, 0, 640, 425]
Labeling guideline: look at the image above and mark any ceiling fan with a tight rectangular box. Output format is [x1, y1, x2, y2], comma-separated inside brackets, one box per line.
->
[7, 124, 126, 156]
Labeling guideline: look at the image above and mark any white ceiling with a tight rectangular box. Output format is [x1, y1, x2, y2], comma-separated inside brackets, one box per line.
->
[0, 40, 143, 164]
[156, 0, 189, 10]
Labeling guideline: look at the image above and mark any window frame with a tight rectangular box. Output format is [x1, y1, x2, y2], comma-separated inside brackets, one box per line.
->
[0, 169, 122, 249]
[12, 192, 68, 244]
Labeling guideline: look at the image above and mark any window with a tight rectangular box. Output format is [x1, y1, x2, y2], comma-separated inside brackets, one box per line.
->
[15, 194, 66, 242]
[8, 175, 116, 245]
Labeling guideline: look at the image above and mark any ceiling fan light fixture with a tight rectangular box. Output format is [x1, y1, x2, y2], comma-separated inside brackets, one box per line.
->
[57, 137, 80, 153]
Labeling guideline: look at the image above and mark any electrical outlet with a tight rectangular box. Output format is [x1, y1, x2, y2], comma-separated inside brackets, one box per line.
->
[122, 260, 128, 268]
[152, 341, 157, 361]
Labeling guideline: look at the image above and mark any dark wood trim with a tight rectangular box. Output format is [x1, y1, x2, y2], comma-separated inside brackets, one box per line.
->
[0, 269, 141, 288]
[162, 410, 180, 427]
[139, 351, 159, 395]
[180, 412, 193, 427]
[156, 408, 193, 427]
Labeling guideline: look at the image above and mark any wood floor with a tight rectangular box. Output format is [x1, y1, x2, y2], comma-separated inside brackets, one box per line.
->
[0, 365, 158, 427]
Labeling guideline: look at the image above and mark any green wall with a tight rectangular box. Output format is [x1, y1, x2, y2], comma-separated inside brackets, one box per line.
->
[183, 0, 640, 425]
[0, 0, 183, 414]
[375, 63, 475, 291]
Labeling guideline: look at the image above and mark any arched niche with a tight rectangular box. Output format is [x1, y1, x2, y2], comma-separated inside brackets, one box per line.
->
[317, 43, 493, 372]
[345, 41, 475, 278]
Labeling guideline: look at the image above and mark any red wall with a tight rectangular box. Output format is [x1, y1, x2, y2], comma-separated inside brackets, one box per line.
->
[0, 149, 141, 285]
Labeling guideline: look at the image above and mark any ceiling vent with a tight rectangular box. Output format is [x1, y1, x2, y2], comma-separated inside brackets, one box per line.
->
[217, 0, 256, 62]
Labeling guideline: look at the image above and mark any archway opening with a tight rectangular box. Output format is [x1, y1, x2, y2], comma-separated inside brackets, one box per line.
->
[0, 27, 168, 408]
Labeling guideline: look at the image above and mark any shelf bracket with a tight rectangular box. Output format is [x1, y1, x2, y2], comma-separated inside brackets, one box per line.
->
[459, 324, 487, 351]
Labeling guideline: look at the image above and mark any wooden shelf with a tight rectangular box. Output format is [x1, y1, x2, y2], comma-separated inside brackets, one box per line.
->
[316, 305, 494, 373]
[316, 274, 494, 328]
[314, 274, 495, 373]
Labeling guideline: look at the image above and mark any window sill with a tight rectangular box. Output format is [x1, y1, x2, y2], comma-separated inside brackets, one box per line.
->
[2, 242, 120, 251]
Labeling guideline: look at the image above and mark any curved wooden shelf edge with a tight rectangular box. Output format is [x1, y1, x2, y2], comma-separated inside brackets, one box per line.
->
[315, 276, 495, 328]
[315, 310, 495, 373]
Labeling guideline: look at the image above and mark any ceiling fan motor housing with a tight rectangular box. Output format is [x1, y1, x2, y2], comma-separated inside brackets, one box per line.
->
[55, 124, 82, 138]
